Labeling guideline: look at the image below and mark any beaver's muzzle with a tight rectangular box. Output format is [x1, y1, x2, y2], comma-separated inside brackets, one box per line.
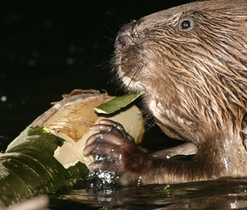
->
[115, 22, 137, 50]
[115, 33, 130, 49]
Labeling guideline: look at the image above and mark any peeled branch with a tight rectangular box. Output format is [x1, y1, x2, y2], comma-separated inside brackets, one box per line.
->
[0, 89, 145, 208]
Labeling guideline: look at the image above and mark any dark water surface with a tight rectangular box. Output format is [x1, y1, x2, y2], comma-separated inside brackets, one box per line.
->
[1, 1, 247, 209]
[50, 179, 247, 210]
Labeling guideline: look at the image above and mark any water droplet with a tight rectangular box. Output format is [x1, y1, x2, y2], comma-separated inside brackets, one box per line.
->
[94, 154, 106, 161]
[97, 133, 104, 139]
[1, 96, 7, 102]
[69, 45, 76, 53]
[66, 57, 75, 65]
[27, 59, 36, 66]
[136, 176, 142, 187]
[118, 154, 122, 161]
[87, 170, 117, 189]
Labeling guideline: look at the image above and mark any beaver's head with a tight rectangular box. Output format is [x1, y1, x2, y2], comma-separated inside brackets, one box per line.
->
[112, 1, 247, 143]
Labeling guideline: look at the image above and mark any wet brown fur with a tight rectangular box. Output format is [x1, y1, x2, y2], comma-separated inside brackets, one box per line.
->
[112, 0, 247, 184]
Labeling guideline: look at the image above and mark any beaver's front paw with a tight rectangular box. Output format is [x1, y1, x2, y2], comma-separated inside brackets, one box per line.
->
[83, 119, 149, 186]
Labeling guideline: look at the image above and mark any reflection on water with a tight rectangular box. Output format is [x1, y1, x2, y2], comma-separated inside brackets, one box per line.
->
[51, 179, 247, 210]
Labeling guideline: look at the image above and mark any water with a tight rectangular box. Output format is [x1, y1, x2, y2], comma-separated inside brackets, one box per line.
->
[49, 179, 247, 210]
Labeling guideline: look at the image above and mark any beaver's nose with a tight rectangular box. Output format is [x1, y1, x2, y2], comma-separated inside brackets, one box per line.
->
[115, 34, 131, 49]
[115, 22, 135, 49]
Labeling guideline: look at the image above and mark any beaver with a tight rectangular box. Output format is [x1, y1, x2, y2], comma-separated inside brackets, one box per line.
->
[83, 0, 247, 186]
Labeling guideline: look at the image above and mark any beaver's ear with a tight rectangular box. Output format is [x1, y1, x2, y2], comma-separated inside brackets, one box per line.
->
[178, 18, 194, 32]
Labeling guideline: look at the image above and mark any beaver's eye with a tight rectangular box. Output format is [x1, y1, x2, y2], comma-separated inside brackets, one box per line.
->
[179, 18, 194, 31]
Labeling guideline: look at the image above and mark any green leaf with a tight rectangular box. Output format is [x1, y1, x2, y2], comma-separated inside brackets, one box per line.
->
[94, 92, 143, 114]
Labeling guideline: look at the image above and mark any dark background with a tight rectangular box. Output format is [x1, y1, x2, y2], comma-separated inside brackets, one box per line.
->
[0, 0, 191, 150]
